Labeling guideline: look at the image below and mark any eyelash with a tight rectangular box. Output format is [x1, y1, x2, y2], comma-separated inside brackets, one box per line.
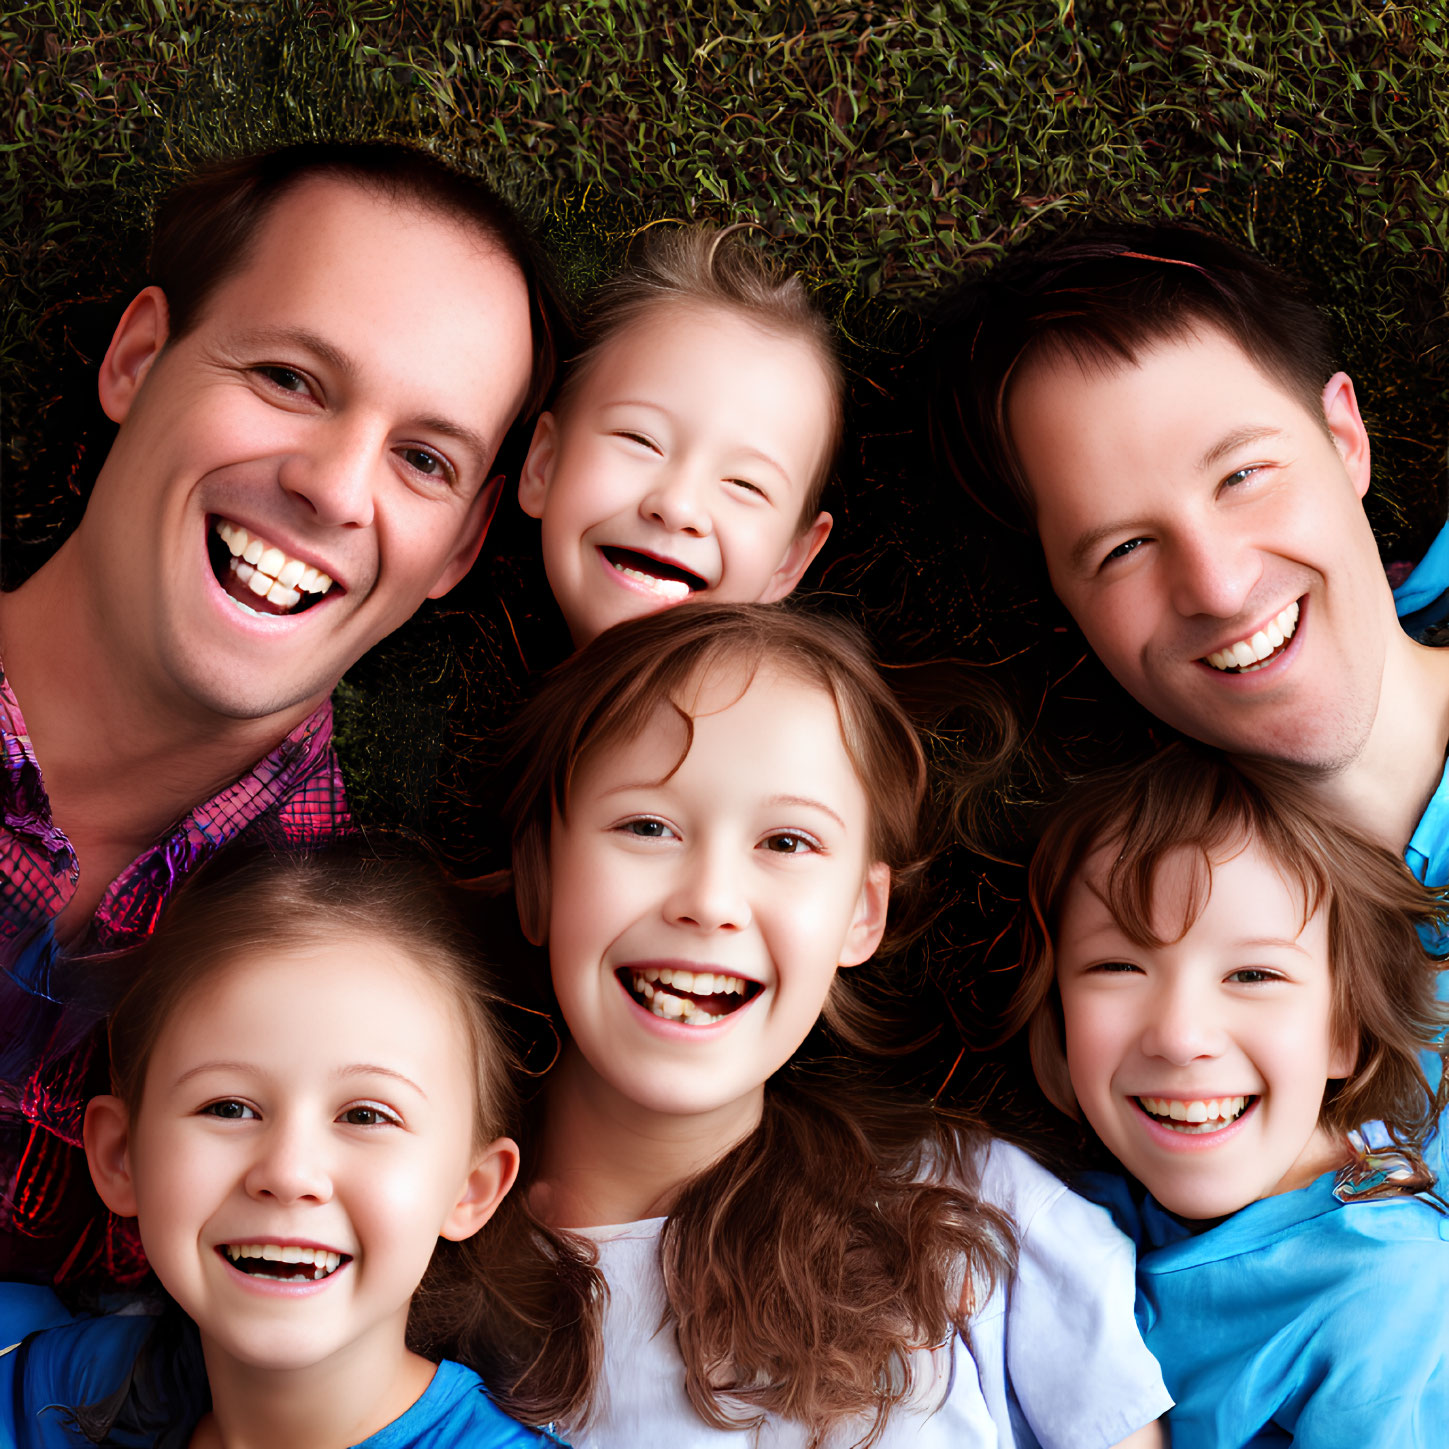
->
[1226, 968, 1281, 985]
[197, 1099, 402, 1127]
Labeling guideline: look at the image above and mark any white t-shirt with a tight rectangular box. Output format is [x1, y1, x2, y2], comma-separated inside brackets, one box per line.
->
[564, 1139, 1170, 1448]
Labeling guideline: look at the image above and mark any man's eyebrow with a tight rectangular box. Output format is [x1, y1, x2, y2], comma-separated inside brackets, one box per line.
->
[1197, 425, 1283, 473]
[231, 326, 495, 465]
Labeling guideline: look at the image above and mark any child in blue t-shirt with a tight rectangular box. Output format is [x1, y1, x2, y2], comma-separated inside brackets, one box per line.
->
[0, 846, 582, 1448]
[1010, 742, 1449, 1449]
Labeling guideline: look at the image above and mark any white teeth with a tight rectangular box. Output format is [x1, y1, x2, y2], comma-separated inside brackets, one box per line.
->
[626, 966, 751, 1026]
[610, 557, 695, 602]
[1138, 1095, 1250, 1133]
[222, 1243, 344, 1280]
[214, 520, 334, 606]
[1205, 601, 1299, 672]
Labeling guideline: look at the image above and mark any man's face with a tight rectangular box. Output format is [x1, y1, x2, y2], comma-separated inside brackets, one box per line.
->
[517, 305, 834, 646]
[1009, 328, 1390, 771]
[82, 176, 533, 724]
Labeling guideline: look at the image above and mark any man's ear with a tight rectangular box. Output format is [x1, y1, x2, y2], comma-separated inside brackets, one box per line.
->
[1321, 372, 1371, 501]
[98, 288, 170, 424]
[426, 474, 506, 601]
[839, 861, 890, 968]
[516, 412, 558, 521]
[760, 511, 832, 604]
[84, 1096, 139, 1217]
[439, 1135, 522, 1242]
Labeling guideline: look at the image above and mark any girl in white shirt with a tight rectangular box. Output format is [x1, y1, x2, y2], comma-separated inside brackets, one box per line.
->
[497, 602, 1169, 1449]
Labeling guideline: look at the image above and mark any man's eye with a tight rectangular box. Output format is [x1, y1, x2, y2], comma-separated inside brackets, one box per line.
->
[761, 831, 816, 854]
[338, 1104, 399, 1127]
[253, 365, 310, 395]
[399, 447, 451, 481]
[200, 1099, 257, 1120]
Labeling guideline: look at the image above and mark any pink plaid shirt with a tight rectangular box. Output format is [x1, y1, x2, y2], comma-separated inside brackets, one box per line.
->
[0, 665, 351, 1285]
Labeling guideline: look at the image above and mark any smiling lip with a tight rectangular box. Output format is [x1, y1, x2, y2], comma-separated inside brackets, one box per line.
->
[597, 545, 711, 602]
[206, 515, 342, 624]
[615, 959, 763, 1035]
[215, 1237, 353, 1292]
[1130, 1094, 1259, 1151]
[1199, 599, 1301, 675]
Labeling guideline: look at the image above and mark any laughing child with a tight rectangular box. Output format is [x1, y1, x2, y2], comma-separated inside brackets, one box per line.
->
[0, 847, 591, 1448]
[517, 227, 839, 647]
[498, 602, 1169, 1448]
[1010, 743, 1449, 1448]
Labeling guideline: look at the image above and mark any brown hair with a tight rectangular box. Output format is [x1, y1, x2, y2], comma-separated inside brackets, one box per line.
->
[1007, 744, 1449, 1157]
[148, 141, 563, 422]
[929, 222, 1337, 531]
[502, 603, 1016, 1446]
[106, 842, 601, 1426]
[554, 224, 843, 521]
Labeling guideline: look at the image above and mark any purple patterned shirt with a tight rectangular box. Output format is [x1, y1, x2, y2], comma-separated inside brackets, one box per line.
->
[0, 665, 351, 1285]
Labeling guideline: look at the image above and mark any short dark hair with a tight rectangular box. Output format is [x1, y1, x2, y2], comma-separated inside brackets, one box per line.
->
[147, 141, 563, 420]
[929, 223, 1338, 531]
[1007, 743, 1448, 1158]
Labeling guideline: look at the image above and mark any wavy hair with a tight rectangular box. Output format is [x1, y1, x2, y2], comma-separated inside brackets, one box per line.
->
[501, 603, 1017, 1446]
[1006, 744, 1449, 1161]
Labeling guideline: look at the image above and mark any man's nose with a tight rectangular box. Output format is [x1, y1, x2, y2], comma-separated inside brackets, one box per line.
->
[1166, 523, 1261, 620]
[277, 420, 379, 528]
[640, 468, 713, 537]
[243, 1116, 334, 1206]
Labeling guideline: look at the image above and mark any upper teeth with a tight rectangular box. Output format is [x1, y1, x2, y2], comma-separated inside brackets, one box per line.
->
[1139, 1095, 1249, 1124]
[628, 965, 753, 1024]
[215, 520, 333, 610]
[609, 555, 695, 603]
[1205, 602, 1299, 672]
[224, 1243, 343, 1275]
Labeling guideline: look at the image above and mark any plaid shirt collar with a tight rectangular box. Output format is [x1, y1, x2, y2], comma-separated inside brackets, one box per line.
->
[0, 663, 349, 966]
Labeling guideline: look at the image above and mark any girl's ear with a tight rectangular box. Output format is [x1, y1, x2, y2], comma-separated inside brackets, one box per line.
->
[838, 862, 891, 968]
[98, 287, 170, 424]
[516, 412, 558, 520]
[84, 1096, 140, 1218]
[1327, 1024, 1359, 1082]
[440, 1136, 522, 1243]
[759, 511, 833, 603]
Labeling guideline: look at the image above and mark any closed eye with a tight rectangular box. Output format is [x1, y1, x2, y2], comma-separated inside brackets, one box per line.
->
[200, 1098, 258, 1121]
[1086, 960, 1143, 975]
[614, 430, 662, 454]
[337, 1102, 402, 1128]
[726, 477, 768, 500]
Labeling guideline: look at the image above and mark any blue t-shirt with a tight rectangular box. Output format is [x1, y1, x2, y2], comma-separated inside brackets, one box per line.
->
[0, 1296, 559, 1448]
[1085, 1167, 1449, 1449]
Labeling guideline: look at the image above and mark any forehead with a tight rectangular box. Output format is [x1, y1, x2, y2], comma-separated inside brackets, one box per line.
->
[1009, 327, 1319, 544]
[1061, 836, 1317, 951]
[189, 176, 534, 441]
[571, 661, 852, 791]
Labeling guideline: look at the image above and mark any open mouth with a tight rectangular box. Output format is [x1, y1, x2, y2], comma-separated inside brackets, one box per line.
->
[219, 1242, 350, 1283]
[208, 518, 336, 619]
[599, 546, 708, 603]
[619, 965, 761, 1025]
[1202, 601, 1299, 674]
[1136, 1095, 1254, 1135]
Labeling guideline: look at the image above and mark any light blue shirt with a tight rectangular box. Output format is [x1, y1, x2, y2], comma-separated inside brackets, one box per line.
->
[1085, 1167, 1449, 1449]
